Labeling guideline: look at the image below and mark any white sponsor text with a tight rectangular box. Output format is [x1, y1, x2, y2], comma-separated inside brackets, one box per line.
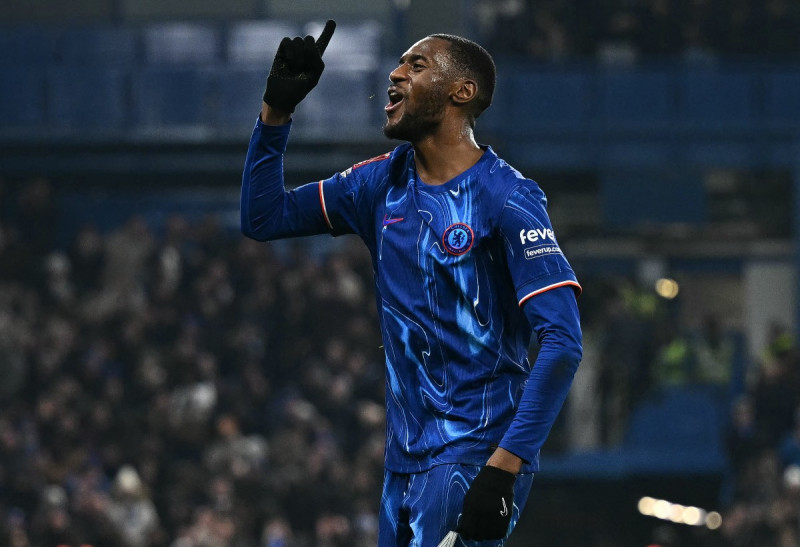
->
[519, 227, 555, 245]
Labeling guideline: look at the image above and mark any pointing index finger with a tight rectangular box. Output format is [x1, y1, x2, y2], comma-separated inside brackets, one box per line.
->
[315, 19, 336, 56]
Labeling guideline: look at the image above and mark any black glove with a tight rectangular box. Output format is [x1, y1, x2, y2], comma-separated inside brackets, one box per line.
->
[263, 19, 336, 113]
[457, 465, 516, 541]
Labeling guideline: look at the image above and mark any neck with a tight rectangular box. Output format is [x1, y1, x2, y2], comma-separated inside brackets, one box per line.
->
[411, 122, 483, 185]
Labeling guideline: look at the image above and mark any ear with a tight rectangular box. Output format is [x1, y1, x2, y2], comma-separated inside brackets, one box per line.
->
[451, 78, 478, 107]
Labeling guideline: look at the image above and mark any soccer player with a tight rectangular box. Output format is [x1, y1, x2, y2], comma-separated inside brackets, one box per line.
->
[241, 20, 583, 546]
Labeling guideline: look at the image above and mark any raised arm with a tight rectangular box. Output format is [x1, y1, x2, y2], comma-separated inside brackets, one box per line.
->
[241, 21, 338, 241]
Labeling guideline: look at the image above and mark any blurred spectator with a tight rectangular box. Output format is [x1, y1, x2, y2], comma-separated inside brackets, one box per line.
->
[67, 224, 106, 295]
[29, 485, 79, 546]
[727, 396, 764, 477]
[651, 327, 694, 387]
[751, 345, 800, 448]
[595, 280, 660, 444]
[203, 414, 268, 478]
[780, 418, 800, 469]
[14, 178, 58, 278]
[596, 7, 642, 65]
[262, 516, 294, 547]
[105, 466, 160, 547]
[693, 315, 735, 388]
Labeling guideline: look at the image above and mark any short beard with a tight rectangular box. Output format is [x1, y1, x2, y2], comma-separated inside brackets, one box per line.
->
[382, 85, 447, 142]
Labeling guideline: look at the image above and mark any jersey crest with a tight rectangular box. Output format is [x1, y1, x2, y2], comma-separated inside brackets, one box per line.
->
[442, 223, 474, 255]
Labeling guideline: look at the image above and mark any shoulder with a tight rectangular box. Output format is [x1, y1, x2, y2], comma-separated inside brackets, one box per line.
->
[477, 148, 546, 212]
[340, 143, 412, 181]
[505, 178, 546, 206]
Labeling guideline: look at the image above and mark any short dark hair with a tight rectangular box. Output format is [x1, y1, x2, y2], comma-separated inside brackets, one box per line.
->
[428, 34, 496, 121]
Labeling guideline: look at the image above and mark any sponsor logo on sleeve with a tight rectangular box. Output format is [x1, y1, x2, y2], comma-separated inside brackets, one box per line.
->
[519, 228, 555, 245]
[524, 244, 563, 259]
[519, 227, 562, 259]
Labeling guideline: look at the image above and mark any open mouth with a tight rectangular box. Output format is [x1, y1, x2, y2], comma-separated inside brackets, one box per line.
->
[385, 89, 404, 113]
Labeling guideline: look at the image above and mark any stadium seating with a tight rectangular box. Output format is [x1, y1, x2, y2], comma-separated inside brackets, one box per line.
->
[0, 68, 46, 125]
[142, 22, 220, 64]
[215, 67, 268, 131]
[541, 386, 729, 479]
[132, 67, 215, 127]
[598, 68, 674, 127]
[764, 70, 800, 124]
[47, 67, 128, 128]
[679, 67, 756, 128]
[1, 20, 799, 157]
[0, 27, 59, 67]
[302, 20, 382, 71]
[226, 20, 298, 65]
[505, 68, 592, 130]
[624, 386, 727, 453]
[292, 66, 380, 138]
[59, 26, 140, 65]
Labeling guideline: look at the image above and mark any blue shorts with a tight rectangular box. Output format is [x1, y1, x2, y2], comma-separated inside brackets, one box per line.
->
[379, 464, 535, 547]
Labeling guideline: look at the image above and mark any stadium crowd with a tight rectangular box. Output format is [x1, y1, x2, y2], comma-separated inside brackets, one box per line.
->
[475, 0, 800, 62]
[2, 176, 800, 547]
[0, 178, 386, 546]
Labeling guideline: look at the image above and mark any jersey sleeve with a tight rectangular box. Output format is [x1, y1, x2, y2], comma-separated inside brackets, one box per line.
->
[498, 285, 582, 466]
[318, 159, 381, 239]
[240, 119, 371, 241]
[241, 119, 330, 240]
[499, 182, 581, 305]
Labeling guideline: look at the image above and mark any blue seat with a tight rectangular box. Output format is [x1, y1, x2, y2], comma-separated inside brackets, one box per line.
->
[0, 68, 46, 126]
[477, 70, 513, 132]
[47, 67, 128, 127]
[59, 26, 139, 65]
[143, 23, 220, 64]
[133, 67, 214, 126]
[599, 68, 674, 126]
[216, 67, 269, 129]
[763, 70, 800, 123]
[226, 20, 298, 65]
[292, 67, 377, 138]
[0, 27, 58, 67]
[506, 68, 591, 129]
[679, 68, 755, 127]
[302, 20, 382, 71]
[625, 386, 726, 451]
[601, 170, 706, 226]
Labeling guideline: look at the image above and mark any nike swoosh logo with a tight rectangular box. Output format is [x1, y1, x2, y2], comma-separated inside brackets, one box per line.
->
[500, 497, 508, 517]
[382, 216, 404, 226]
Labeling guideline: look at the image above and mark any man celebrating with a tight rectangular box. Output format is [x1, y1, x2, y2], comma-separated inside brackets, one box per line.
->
[241, 20, 582, 546]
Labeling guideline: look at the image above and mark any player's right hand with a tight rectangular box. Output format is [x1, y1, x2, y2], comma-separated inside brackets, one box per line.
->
[262, 19, 336, 114]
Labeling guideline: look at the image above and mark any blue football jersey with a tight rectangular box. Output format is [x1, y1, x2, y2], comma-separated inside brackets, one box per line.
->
[242, 121, 581, 473]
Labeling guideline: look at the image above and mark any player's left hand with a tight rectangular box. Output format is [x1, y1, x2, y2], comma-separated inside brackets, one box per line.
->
[457, 465, 516, 541]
